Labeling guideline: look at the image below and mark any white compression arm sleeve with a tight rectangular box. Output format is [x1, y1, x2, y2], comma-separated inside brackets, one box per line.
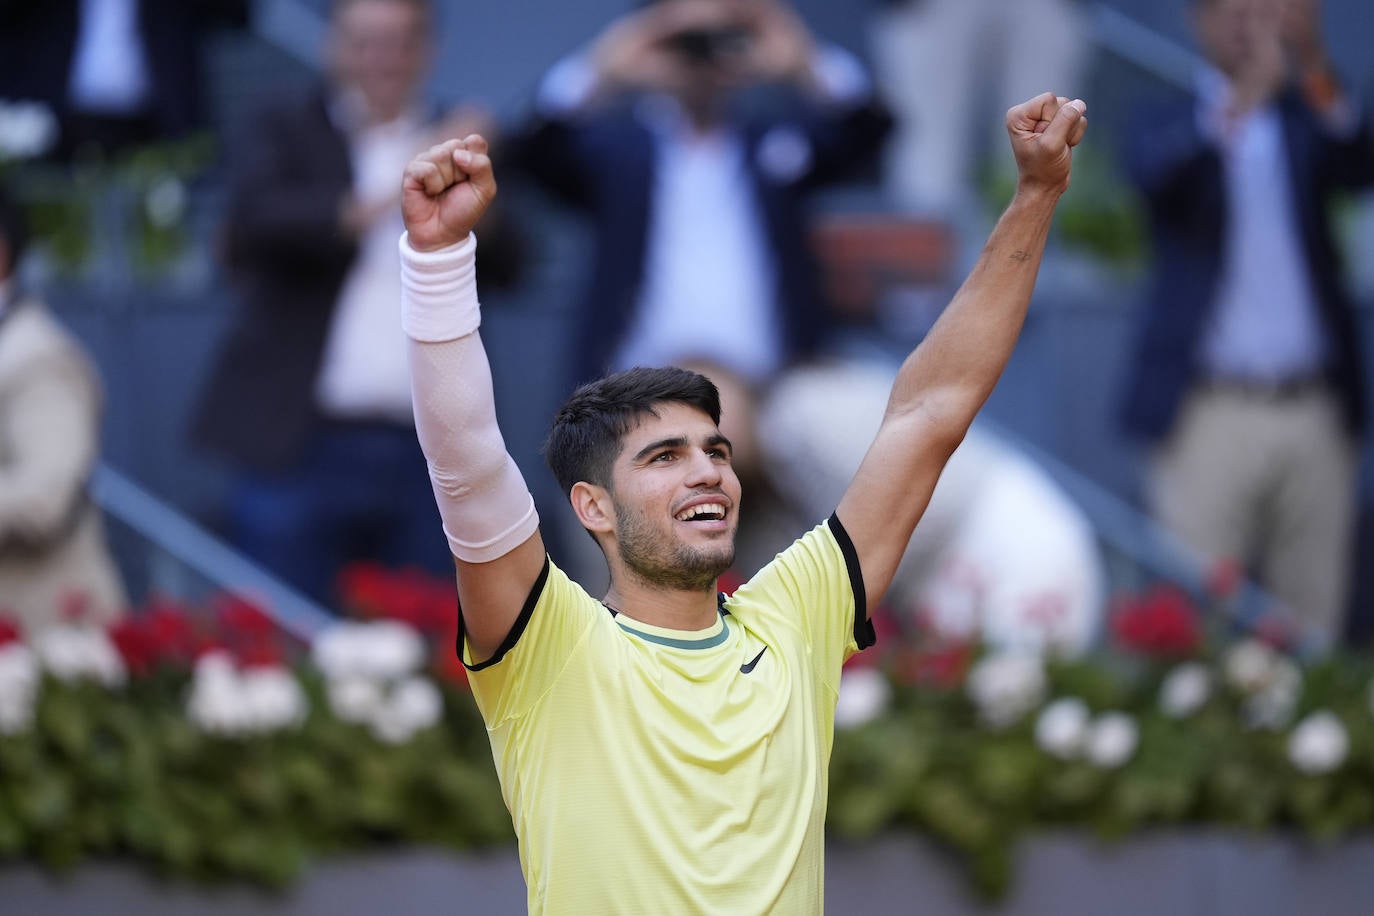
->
[401, 231, 539, 563]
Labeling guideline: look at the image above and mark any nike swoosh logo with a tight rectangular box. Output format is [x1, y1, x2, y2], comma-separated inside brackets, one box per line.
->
[740, 646, 768, 674]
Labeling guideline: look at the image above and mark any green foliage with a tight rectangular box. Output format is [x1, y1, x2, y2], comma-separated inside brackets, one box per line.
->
[2, 134, 216, 277]
[827, 651, 1374, 899]
[0, 674, 510, 888]
[4, 650, 1374, 901]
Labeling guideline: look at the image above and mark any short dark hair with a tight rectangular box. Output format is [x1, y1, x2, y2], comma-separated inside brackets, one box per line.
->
[0, 187, 29, 279]
[543, 367, 722, 495]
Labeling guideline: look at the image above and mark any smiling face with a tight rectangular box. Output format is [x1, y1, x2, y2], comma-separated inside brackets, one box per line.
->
[604, 402, 742, 592]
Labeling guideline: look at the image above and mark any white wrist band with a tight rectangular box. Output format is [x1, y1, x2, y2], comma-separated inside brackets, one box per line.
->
[400, 231, 480, 342]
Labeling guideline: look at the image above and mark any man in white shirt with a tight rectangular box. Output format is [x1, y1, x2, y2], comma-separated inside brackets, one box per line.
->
[512, 0, 890, 484]
[194, 0, 516, 605]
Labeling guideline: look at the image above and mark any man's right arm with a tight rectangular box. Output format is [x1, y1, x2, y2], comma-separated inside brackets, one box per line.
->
[402, 136, 545, 662]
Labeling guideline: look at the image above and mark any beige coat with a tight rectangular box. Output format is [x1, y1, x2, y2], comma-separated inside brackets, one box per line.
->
[0, 296, 125, 632]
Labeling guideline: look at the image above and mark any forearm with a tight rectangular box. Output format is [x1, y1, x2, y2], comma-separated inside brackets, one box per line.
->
[402, 234, 538, 562]
[886, 187, 1060, 435]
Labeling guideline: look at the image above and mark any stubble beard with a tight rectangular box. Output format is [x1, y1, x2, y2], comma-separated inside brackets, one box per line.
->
[615, 504, 734, 593]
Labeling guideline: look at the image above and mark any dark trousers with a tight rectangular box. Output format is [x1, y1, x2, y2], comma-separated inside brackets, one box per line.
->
[227, 421, 453, 609]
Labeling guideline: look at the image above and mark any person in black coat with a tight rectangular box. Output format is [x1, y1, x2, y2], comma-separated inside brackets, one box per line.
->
[1119, 0, 1374, 648]
[0, 0, 248, 157]
[510, 0, 890, 485]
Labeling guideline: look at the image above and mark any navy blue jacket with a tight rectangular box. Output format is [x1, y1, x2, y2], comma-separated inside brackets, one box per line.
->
[512, 88, 890, 385]
[1120, 86, 1374, 443]
[0, 0, 248, 141]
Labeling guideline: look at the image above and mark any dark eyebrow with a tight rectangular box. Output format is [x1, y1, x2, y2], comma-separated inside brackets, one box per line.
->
[632, 436, 689, 463]
[631, 434, 734, 463]
[707, 434, 734, 454]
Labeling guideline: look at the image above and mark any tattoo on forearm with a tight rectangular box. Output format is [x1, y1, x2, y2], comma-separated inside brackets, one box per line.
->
[1009, 249, 1032, 262]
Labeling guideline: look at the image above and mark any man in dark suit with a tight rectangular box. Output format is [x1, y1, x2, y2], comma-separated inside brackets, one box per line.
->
[193, 0, 516, 606]
[511, 0, 889, 485]
[0, 0, 248, 157]
[1120, 0, 1374, 648]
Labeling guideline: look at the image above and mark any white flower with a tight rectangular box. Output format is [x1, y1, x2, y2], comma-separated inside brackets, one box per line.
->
[1086, 712, 1139, 769]
[1243, 658, 1302, 730]
[1288, 710, 1349, 775]
[0, 100, 59, 160]
[1035, 697, 1091, 759]
[966, 651, 1047, 728]
[327, 675, 384, 725]
[371, 676, 443, 745]
[239, 667, 307, 732]
[186, 652, 253, 736]
[0, 644, 39, 735]
[33, 626, 126, 688]
[186, 652, 306, 736]
[1159, 662, 1212, 719]
[1223, 639, 1278, 694]
[835, 668, 893, 729]
[312, 621, 424, 682]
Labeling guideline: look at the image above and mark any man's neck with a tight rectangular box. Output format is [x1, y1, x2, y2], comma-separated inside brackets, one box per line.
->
[603, 575, 720, 632]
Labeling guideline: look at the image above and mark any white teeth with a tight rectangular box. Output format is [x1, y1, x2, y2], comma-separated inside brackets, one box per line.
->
[676, 503, 726, 522]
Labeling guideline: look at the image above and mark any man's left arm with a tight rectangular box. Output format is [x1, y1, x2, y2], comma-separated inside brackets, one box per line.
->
[834, 93, 1087, 618]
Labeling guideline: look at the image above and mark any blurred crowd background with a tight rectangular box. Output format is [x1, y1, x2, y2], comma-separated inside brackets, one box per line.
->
[1, 0, 1373, 662]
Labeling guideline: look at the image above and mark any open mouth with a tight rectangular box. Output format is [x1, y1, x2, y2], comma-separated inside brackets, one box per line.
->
[675, 502, 728, 523]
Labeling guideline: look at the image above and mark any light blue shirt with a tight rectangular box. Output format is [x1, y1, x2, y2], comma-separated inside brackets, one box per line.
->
[1195, 69, 1327, 382]
[537, 48, 869, 384]
[68, 0, 151, 116]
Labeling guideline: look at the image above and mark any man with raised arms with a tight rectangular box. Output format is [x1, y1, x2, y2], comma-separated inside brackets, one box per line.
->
[399, 91, 1086, 914]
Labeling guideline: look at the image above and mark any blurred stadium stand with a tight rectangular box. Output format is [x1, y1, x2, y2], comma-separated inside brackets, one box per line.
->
[27, 0, 1374, 644]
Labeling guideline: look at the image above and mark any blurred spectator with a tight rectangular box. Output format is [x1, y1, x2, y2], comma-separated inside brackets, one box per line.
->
[867, 0, 1089, 216]
[0, 188, 126, 632]
[762, 364, 1104, 656]
[0, 0, 249, 159]
[511, 0, 890, 486]
[1120, 0, 1374, 649]
[193, 0, 519, 608]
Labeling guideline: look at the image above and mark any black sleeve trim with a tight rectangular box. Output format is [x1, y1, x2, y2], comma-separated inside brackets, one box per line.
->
[827, 512, 875, 651]
[457, 556, 552, 672]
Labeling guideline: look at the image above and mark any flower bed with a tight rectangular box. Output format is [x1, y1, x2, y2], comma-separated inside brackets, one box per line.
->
[2, 570, 1372, 899]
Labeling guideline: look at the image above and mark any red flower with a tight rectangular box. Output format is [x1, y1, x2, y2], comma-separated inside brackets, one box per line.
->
[337, 563, 456, 636]
[1110, 584, 1203, 658]
[211, 593, 289, 669]
[235, 640, 286, 670]
[338, 562, 392, 616]
[109, 618, 157, 676]
[0, 617, 22, 647]
[108, 597, 207, 675]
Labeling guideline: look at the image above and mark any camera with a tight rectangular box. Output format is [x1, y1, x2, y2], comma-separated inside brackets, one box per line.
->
[664, 26, 753, 65]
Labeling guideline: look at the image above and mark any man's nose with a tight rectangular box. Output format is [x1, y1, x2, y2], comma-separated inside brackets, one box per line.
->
[684, 448, 723, 486]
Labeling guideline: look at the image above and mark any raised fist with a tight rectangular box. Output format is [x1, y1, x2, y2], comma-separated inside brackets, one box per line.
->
[401, 134, 496, 252]
[1005, 93, 1088, 196]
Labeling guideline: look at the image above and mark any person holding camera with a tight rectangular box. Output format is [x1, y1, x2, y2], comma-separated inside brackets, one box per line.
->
[511, 0, 890, 493]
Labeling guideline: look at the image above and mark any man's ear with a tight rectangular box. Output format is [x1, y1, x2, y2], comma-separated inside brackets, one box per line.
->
[570, 481, 615, 535]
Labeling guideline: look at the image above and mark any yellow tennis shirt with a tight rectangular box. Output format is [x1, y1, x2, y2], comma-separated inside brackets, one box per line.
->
[462, 515, 873, 915]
